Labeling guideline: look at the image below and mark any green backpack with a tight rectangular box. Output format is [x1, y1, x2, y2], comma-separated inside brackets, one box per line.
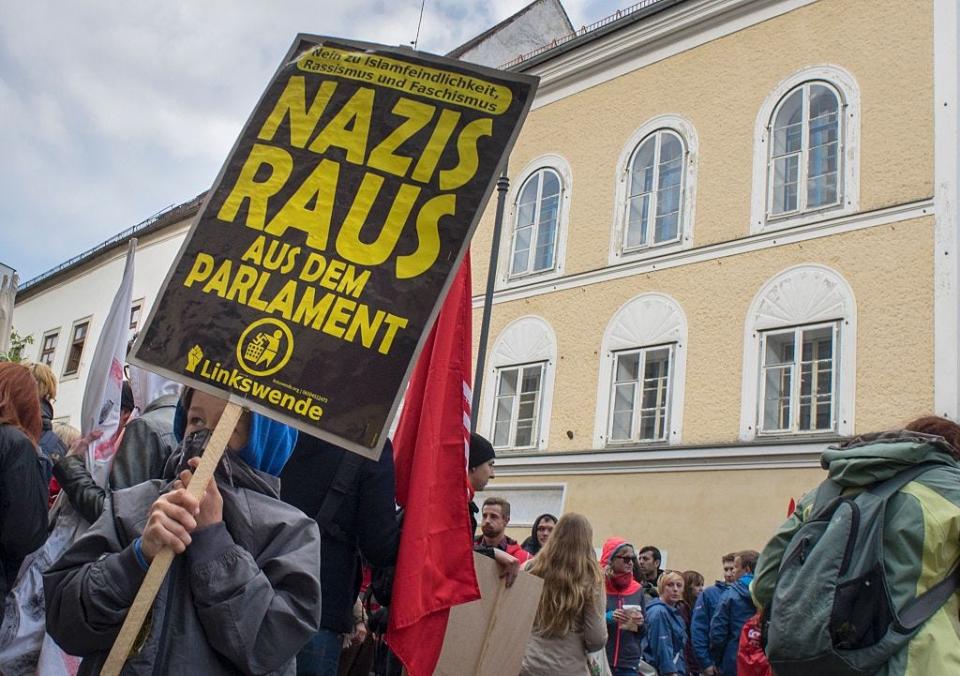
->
[765, 462, 960, 676]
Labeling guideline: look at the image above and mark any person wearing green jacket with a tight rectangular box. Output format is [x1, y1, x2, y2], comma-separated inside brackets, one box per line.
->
[752, 416, 960, 676]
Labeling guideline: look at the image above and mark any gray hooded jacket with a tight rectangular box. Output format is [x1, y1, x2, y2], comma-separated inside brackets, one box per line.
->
[44, 455, 322, 675]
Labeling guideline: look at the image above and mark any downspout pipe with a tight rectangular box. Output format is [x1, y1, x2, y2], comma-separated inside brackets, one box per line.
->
[472, 163, 509, 431]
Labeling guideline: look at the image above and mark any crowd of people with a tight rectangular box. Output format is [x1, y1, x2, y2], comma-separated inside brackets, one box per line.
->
[2, 357, 960, 675]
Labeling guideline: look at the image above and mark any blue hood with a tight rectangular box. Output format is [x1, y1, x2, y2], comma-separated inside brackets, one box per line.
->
[174, 394, 298, 477]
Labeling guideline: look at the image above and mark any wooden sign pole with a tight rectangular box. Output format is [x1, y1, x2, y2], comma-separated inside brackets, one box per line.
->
[101, 402, 244, 676]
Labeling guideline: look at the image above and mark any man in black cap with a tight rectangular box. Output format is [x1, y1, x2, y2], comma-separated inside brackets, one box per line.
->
[467, 432, 519, 586]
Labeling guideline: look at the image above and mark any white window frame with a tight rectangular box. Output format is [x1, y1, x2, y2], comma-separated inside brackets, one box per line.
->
[499, 155, 572, 289]
[491, 361, 547, 450]
[38, 328, 60, 367]
[593, 293, 687, 448]
[610, 115, 698, 264]
[750, 65, 860, 234]
[508, 169, 563, 279]
[740, 265, 856, 440]
[607, 344, 675, 444]
[62, 316, 93, 380]
[480, 316, 557, 451]
[766, 82, 843, 219]
[758, 321, 840, 435]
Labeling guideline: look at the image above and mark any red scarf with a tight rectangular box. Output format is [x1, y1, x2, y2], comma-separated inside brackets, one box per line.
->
[606, 571, 641, 596]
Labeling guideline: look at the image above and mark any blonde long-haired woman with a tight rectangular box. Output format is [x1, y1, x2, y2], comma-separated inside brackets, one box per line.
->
[520, 513, 607, 675]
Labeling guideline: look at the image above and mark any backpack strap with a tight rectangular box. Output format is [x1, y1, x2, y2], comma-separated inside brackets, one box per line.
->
[896, 560, 960, 632]
[314, 452, 365, 544]
[868, 462, 944, 499]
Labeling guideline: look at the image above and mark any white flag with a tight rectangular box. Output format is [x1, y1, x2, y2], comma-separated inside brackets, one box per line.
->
[82, 238, 137, 485]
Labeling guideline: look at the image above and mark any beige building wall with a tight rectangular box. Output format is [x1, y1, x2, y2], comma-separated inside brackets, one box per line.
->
[498, 466, 825, 577]
[469, 0, 941, 570]
[472, 0, 934, 291]
[475, 217, 935, 449]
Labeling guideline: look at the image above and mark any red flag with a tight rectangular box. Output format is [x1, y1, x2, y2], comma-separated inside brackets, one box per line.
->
[386, 253, 480, 675]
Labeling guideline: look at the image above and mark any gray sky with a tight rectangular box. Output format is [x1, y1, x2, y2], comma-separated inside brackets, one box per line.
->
[1, 0, 623, 282]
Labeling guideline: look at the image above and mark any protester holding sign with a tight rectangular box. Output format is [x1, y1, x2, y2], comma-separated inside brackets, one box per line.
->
[43, 388, 321, 674]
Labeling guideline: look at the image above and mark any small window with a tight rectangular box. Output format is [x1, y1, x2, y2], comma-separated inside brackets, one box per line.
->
[492, 362, 545, 449]
[129, 301, 143, 332]
[509, 169, 562, 278]
[759, 323, 838, 434]
[768, 83, 842, 218]
[623, 130, 684, 251]
[38, 330, 59, 367]
[63, 320, 90, 377]
[609, 345, 674, 442]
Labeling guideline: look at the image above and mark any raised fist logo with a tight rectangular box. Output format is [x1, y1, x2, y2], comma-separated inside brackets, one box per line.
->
[186, 345, 204, 373]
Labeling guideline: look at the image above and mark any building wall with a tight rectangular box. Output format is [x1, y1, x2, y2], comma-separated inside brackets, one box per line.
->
[497, 466, 825, 577]
[12, 221, 190, 424]
[474, 218, 935, 448]
[469, 0, 941, 569]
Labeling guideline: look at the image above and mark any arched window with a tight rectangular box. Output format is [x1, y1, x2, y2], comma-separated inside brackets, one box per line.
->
[750, 65, 860, 232]
[592, 294, 687, 448]
[509, 168, 563, 278]
[768, 82, 842, 217]
[481, 316, 557, 451]
[624, 130, 685, 250]
[739, 265, 857, 440]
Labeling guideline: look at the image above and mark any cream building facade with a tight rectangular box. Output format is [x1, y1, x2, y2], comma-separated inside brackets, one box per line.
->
[471, 0, 960, 576]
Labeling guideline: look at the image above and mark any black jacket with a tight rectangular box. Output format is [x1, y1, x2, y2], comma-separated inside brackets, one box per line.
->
[280, 435, 399, 634]
[36, 398, 61, 481]
[0, 424, 48, 598]
[52, 394, 178, 524]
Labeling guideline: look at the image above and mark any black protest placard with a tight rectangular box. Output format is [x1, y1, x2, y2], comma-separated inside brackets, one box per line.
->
[130, 35, 537, 459]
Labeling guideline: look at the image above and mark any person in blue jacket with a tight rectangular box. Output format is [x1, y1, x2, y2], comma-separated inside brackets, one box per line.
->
[690, 553, 735, 674]
[708, 550, 758, 675]
[643, 570, 688, 675]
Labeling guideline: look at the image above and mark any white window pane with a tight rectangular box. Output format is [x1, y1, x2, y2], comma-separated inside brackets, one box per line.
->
[498, 369, 518, 396]
[625, 195, 650, 248]
[660, 133, 683, 162]
[772, 156, 800, 214]
[655, 212, 678, 243]
[615, 352, 640, 383]
[807, 167, 838, 208]
[763, 366, 792, 430]
[541, 171, 560, 197]
[516, 200, 535, 227]
[515, 420, 534, 447]
[631, 138, 657, 195]
[519, 174, 540, 206]
[520, 365, 542, 394]
[510, 226, 532, 275]
[774, 89, 803, 149]
[610, 410, 633, 441]
[764, 332, 795, 366]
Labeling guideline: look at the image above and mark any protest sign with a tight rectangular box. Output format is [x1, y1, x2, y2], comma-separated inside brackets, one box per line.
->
[434, 552, 543, 676]
[130, 35, 538, 459]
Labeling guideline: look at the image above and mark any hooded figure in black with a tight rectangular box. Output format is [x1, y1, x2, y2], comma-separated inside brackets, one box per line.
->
[520, 513, 558, 557]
